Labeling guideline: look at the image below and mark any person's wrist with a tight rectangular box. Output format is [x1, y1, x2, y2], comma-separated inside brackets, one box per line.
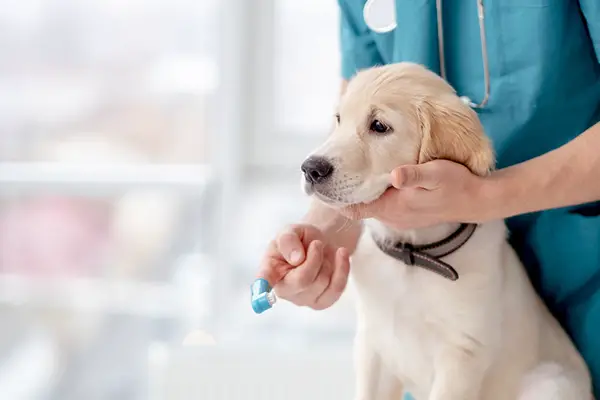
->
[474, 169, 520, 223]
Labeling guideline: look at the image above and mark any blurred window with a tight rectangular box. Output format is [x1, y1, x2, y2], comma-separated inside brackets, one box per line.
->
[0, 0, 217, 164]
[0, 1, 354, 399]
[0, 1, 218, 399]
[273, 0, 341, 136]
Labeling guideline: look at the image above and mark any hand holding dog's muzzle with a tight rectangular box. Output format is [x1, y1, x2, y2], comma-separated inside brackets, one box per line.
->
[341, 160, 491, 230]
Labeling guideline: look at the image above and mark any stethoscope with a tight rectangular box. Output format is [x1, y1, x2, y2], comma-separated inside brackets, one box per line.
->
[363, 0, 490, 109]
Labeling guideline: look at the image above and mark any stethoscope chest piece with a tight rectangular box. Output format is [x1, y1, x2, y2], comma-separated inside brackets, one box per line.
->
[363, 0, 397, 33]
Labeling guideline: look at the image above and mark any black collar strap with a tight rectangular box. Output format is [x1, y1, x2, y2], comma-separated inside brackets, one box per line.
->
[372, 223, 477, 281]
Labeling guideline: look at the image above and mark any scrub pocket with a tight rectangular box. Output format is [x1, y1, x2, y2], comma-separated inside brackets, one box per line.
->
[527, 205, 600, 310]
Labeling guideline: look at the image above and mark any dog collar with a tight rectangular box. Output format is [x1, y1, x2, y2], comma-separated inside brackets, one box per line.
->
[372, 223, 477, 281]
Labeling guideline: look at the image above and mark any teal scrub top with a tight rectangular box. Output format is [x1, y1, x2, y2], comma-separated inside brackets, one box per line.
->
[338, 0, 600, 396]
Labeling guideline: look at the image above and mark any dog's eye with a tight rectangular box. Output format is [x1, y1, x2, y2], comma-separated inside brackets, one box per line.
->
[335, 113, 340, 123]
[370, 119, 389, 134]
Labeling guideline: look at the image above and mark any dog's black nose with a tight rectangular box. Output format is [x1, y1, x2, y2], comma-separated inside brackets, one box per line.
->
[301, 156, 334, 184]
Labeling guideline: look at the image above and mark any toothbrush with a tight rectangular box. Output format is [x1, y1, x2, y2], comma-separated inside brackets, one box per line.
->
[250, 278, 277, 314]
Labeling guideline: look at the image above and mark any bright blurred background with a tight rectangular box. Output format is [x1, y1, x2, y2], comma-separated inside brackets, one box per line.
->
[0, 1, 357, 399]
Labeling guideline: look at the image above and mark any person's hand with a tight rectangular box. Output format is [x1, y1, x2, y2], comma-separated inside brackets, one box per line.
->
[341, 160, 492, 230]
[257, 224, 350, 310]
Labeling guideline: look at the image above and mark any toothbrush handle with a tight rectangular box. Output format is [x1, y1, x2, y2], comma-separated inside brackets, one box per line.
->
[251, 278, 277, 314]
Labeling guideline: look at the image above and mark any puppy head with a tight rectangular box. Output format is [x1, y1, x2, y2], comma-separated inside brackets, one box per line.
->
[301, 62, 495, 207]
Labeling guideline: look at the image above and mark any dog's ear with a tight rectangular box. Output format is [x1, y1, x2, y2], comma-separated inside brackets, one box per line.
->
[416, 95, 495, 176]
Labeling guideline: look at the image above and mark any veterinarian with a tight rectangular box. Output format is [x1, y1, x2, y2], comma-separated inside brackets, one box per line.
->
[257, 0, 600, 397]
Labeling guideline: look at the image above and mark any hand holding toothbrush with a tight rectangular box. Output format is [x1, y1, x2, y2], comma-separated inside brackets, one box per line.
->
[252, 224, 351, 313]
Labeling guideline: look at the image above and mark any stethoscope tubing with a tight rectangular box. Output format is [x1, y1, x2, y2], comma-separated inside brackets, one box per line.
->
[364, 0, 491, 109]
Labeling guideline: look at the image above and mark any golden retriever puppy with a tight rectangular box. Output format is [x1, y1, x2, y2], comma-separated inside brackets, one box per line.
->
[301, 63, 591, 400]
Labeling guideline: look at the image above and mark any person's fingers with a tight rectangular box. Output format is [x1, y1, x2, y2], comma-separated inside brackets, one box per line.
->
[349, 188, 401, 220]
[256, 241, 291, 287]
[293, 256, 332, 306]
[278, 240, 324, 294]
[390, 167, 405, 188]
[276, 228, 306, 266]
[392, 163, 441, 190]
[314, 247, 351, 310]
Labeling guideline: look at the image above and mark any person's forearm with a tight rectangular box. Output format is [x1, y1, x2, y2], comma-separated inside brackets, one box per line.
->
[303, 200, 362, 252]
[482, 122, 600, 220]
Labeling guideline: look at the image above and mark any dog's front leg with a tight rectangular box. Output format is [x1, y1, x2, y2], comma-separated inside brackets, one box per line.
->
[354, 330, 404, 400]
[428, 348, 486, 400]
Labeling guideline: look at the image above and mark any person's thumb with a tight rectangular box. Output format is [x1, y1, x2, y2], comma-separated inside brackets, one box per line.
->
[256, 256, 293, 288]
[391, 163, 440, 190]
[276, 227, 306, 267]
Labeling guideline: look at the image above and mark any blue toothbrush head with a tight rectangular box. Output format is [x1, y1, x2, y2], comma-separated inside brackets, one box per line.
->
[251, 278, 277, 314]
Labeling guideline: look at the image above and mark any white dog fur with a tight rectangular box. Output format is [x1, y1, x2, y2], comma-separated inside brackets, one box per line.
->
[302, 63, 592, 400]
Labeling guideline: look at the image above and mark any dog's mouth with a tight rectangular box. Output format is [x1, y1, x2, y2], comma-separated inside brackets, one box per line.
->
[302, 175, 392, 208]
[302, 180, 353, 207]
[302, 179, 315, 196]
